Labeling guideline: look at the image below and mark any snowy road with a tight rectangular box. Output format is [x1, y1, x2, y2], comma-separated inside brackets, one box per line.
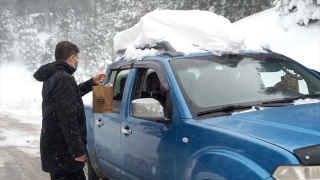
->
[0, 115, 50, 180]
[0, 146, 49, 180]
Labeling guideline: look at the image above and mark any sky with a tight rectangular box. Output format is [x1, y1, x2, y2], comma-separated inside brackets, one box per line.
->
[0, 7, 319, 167]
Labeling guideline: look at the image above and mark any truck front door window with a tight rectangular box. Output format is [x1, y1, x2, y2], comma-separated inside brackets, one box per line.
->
[131, 68, 172, 121]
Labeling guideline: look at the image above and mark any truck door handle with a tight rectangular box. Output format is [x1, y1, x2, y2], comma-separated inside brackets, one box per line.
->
[96, 119, 104, 126]
[122, 128, 132, 135]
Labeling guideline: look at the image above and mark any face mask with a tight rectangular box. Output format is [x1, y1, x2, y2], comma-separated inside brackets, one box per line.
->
[73, 57, 79, 70]
[72, 63, 78, 70]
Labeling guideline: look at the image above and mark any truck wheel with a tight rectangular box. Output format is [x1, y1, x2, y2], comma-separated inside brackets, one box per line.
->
[86, 156, 101, 180]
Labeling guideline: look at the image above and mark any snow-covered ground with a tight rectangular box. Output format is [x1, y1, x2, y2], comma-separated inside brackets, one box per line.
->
[0, 7, 319, 166]
[0, 61, 43, 159]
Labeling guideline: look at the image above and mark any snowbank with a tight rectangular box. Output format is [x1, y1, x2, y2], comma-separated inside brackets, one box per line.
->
[0, 61, 42, 157]
[0, 128, 40, 156]
[0, 61, 42, 112]
[114, 10, 246, 60]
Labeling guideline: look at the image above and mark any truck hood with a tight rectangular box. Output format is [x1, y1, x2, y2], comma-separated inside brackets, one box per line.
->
[200, 103, 320, 152]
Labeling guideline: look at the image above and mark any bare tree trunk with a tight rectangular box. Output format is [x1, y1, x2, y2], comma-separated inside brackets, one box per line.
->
[44, 0, 49, 32]
[94, 0, 98, 29]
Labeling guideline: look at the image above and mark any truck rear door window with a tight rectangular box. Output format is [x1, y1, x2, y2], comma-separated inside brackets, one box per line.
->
[111, 69, 130, 113]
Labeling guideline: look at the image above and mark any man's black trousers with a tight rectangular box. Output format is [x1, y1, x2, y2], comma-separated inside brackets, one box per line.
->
[50, 170, 86, 180]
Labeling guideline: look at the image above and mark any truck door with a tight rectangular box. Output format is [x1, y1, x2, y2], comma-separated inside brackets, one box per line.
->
[93, 68, 130, 178]
[120, 66, 177, 180]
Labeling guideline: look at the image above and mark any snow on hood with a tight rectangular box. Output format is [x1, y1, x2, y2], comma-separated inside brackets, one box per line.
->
[232, 106, 271, 114]
[113, 10, 246, 61]
[293, 98, 320, 105]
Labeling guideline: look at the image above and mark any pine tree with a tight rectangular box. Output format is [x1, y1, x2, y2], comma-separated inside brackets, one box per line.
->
[41, 36, 58, 64]
[56, 9, 77, 41]
[197, 0, 271, 22]
[82, 29, 105, 75]
[0, 9, 16, 65]
[273, 0, 320, 25]
[19, 16, 44, 72]
[80, 4, 112, 77]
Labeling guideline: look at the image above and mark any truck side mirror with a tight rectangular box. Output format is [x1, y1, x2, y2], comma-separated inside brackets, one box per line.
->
[131, 98, 168, 122]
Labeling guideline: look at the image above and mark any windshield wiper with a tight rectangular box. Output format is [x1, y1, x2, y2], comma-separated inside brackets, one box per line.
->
[261, 96, 305, 105]
[304, 94, 320, 99]
[197, 105, 253, 116]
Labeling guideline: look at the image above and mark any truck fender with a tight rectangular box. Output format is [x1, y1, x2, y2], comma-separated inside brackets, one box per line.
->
[182, 148, 271, 180]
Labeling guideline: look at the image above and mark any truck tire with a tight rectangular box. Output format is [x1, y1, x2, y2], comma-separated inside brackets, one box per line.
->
[86, 155, 101, 180]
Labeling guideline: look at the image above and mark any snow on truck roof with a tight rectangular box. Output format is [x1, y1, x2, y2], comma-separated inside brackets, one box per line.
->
[113, 10, 247, 61]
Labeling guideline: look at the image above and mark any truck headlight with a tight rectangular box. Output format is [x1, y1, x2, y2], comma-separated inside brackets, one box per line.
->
[273, 165, 320, 180]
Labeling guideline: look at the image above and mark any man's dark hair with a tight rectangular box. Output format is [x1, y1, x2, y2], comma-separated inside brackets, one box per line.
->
[55, 41, 79, 61]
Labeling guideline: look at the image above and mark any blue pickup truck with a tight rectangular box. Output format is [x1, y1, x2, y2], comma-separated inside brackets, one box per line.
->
[84, 45, 320, 180]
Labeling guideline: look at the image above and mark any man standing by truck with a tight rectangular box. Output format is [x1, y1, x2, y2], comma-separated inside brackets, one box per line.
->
[33, 41, 106, 180]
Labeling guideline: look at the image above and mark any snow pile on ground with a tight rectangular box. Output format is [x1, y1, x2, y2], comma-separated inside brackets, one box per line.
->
[0, 109, 42, 157]
[114, 10, 246, 60]
[0, 61, 43, 157]
[0, 128, 40, 156]
[0, 61, 42, 112]
[233, 7, 320, 71]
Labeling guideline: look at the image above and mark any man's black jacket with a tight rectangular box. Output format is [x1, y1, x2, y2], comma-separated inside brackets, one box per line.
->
[34, 61, 95, 174]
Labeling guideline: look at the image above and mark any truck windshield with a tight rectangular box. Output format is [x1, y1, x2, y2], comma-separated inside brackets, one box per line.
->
[170, 54, 320, 118]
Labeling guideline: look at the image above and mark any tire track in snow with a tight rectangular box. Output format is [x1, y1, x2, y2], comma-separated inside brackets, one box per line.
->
[0, 113, 49, 179]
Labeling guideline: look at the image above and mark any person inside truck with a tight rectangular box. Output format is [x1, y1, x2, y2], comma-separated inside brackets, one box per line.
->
[273, 74, 301, 93]
[145, 72, 172, 120]
[274, 76, 290, 91]
[146, 72, 167, 107]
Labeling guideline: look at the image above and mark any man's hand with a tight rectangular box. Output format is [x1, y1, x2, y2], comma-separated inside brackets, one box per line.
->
[93, 72, 107, 85]
[75, 155, 86, 162]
